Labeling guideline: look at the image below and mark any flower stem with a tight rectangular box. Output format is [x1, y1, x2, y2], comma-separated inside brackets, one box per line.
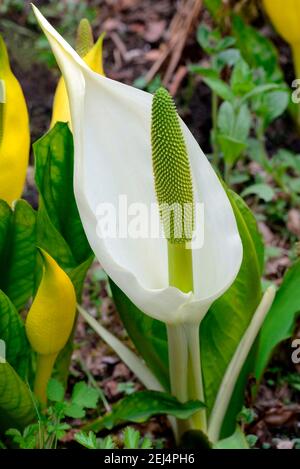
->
[168, 242, 193, 293]
[34, 353, 57, 405]
[185, 324, 207, 432]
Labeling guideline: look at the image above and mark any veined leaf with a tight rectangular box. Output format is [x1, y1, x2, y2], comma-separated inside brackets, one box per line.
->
[34, 123, 92, 266]
[201, 190, 263, 435]
[213, 426, 249, 449]
[84, 391, 205, 432]
[0, 361, 35, 431]
[5, 200, 37, 310]
[255, 260, 300, 378]
[0, 200, 36, 311]
[0, 290, 29, 379]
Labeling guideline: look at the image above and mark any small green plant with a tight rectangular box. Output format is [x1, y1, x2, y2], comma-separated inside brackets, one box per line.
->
[4, 379, 102, 449]
[75, 427, 153, 450]
[190, 20, 289, 184]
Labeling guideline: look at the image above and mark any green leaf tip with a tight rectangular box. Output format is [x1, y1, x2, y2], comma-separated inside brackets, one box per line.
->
[76, 18, 94, 57]
[151, 87, 194, 243]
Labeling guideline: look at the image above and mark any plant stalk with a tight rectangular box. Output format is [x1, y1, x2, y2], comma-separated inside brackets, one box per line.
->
[34, 353, 57, 405]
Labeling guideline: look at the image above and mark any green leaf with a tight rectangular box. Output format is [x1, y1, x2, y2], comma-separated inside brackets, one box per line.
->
[0, 361, 35, 431]
[84, 391, 205, 432]
[230, 59, 254, 95]
[71, 382, 100, 409]
[241, 183, 275, 202]
[74, 430, 98, 449]
[34, 123, 91, 266]
[234, 104, 251, 142]
[47, 378, 64, 402]
[255, 261, 300, 378]
[218, 135, 246, 165]
[123, 427, 140, 449]
[196, 24, 235, 55]
[256, 91, 289, 129]
[110, 279, 169, 391]
[189, 67, 234, 102]
[232, 15, 283, 82]
[0, 290, 29, 378]
[0, 200, 37, 311]
[201, 190, 264, 436]
[64, 403, 85, 419]
[213, 427, 249, 449]
[218, 102, 235, 135]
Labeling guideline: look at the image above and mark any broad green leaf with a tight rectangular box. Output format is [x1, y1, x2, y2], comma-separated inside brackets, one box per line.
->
[84, 391, 205, 432]
[255, 261, 300, 378]
[110, 280, 169, 391]
[213, 427, 249, 449]
[34, 123, 91, 266]
[0, 290, 29, 378]
[0, 200, 10, 258]
[201, 190, 263, 434]
[241, 183, 275, 202]
[232, 15, 283, 83]
[0, 200, 36, 311]
[0, 361, 35, 431]
[4, 201, 37, 310]
[71, 382, 99, 409]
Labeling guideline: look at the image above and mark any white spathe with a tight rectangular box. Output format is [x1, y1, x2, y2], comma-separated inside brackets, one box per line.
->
[33, 6, 243, 325]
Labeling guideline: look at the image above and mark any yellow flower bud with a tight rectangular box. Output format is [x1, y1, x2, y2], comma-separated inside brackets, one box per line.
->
[25, 250, 76, 403]
[263, 0, 300, 46]
[50, 22, 105, 129]
[0, 35, 30, 205]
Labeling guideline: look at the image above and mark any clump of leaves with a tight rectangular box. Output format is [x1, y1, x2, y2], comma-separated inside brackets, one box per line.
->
[190, 19, 289, 183]
[75, 427, 154, 450]
[5, 379, 102, 449]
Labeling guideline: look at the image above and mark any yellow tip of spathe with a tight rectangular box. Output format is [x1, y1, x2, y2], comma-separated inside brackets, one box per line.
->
[25, 249, 76, 356]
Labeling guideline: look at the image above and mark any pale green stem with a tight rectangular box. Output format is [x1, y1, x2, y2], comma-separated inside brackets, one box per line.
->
[185, 324, 207, 432]
[34, 353, 57, 405]
[78, 303, 163, 392]
[167, 241, 206, 437]
[167, 323, 189, 440]
[168, 242, 193, 293]
[208, 286, 276, 443]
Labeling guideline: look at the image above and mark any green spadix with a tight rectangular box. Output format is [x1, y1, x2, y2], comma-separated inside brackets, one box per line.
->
[151, 87, 194, 293]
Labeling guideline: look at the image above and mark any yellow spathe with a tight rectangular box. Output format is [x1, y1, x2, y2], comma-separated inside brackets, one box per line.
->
[25, 250, 76, 356]
[50, 33, 105, 128]
[263, 0, 300, 46]
[0, 35, 30, 205]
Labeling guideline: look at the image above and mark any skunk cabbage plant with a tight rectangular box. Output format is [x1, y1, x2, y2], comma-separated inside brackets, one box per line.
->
[33, 5, 276, 443]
